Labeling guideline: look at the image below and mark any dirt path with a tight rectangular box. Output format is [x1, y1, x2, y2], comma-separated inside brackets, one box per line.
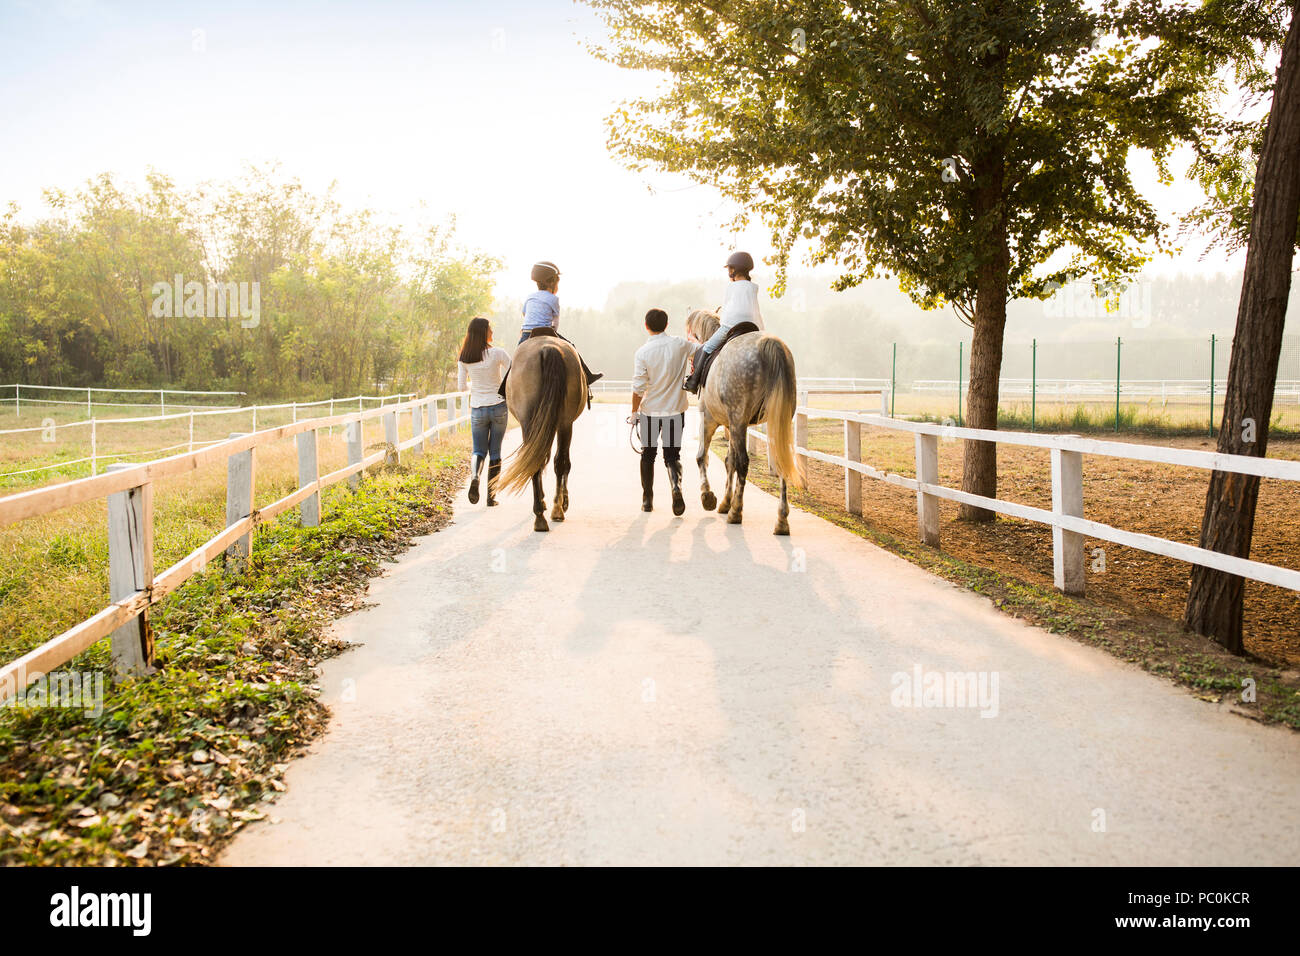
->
[222, 406, 1300, 865]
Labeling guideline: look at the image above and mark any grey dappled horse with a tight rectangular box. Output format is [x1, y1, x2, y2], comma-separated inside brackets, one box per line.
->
[685, 309, 803, 534]
[498, 333, 587, 531]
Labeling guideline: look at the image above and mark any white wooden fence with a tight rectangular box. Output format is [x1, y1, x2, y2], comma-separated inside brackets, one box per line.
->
[0, 392, 420, 479]
[3, 383, 249, 416]
[0, 390, 471, 703]
[748, 406, 1300, 596]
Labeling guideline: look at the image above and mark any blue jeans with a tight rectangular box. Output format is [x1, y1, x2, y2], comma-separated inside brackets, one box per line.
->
[701, 324, 730, 353]
[471, 402, 509, 462]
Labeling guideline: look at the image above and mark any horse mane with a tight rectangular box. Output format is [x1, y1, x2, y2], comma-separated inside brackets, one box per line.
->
[686, 308, 720, 343]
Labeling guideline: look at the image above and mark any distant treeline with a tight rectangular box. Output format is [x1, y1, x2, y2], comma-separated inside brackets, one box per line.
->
[0, 167, 499, 399]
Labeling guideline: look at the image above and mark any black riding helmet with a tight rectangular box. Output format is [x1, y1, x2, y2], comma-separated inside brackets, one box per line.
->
[725, 251, 754, 273]
[531, 261, 561, 284]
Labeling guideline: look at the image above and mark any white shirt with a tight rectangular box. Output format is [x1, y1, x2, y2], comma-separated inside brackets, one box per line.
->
[457, 346, 510, 408]
[632, 333, 694, 416]
[718, 279, 764, 330]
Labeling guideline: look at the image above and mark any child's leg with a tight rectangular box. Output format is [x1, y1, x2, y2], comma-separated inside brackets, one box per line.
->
[702, 325, 729, 354]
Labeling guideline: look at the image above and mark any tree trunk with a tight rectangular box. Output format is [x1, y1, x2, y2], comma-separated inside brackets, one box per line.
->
[1184, 0, 1300, 653]
[960, 153, 1010, 522]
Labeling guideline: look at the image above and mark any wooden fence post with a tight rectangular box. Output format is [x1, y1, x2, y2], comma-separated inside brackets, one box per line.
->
[383, 410, 399, 466]
[297, 428, 320, 527]
[225, 433, 255, 569]
[412, 403, 425, 455]
[1051, 448, 1086, 595]
[346, 418, 363, 489]
[430, 399, 441, 444]
[106, 463, 154, 679]
[914, 432, 940, 546]
[844, 419, 862, 515]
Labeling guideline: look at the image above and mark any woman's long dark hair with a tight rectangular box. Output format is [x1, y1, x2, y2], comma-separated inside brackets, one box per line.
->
[458, 316, 491, 364]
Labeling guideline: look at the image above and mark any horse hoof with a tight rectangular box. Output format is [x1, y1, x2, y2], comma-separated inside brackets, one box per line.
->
[727, 511, 743, 525]
[551, 510, 565, 522]
[534, 516, 549, 532]
[718, 499, 731, 514]
[701, 492, 716, 510]
[773, 522, 790, 536]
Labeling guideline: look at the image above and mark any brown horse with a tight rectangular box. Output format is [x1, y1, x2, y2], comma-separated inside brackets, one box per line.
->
[685, 309, 803, 534]
[497, 332, 587, 531]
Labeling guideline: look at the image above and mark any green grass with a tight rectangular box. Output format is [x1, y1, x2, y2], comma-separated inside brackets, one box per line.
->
[0, 442, 468, 865]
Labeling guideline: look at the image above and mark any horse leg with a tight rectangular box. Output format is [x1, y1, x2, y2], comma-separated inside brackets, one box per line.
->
[551, 424, 571, 522]
[726, 416, 750, 524]
[697, 416, 718, 512]
[532, 470, 549, 532]
[718, 433, 736, 515]
[774, 477, 790, 535]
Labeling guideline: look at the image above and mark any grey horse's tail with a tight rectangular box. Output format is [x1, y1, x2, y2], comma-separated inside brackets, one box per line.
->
[760, 336, 805, 488]
[499, 344, 567, 494]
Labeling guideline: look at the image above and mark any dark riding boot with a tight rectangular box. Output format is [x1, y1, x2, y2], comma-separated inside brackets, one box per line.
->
[486, 461, 501, 506]
[640, 452, 655, 512]
[468, 455, 485, 504]
[581, 355, 603, 387]
[665, 453, 685, 516]
[682, 345, 708, 394]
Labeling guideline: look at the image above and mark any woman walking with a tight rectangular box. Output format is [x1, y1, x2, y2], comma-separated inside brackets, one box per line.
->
[457, 316, 511, 506]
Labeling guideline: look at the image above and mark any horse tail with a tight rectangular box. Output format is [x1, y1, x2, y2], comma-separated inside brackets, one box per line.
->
[499, 344, 567, 494]
[760, 336, 805, 489]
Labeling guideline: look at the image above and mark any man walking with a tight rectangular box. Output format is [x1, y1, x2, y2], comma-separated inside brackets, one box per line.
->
[629, 308, 693, 515]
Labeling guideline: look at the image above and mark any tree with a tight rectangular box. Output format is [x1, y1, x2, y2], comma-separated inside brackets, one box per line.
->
[587, 0, 1219, 519]
[0, 167, 500, 400]
[1184, 0, 1300, 651]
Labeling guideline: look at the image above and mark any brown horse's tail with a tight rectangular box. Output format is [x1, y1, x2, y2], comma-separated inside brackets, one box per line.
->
[760, 336, 805, 489]
[499, 344, 567, 494]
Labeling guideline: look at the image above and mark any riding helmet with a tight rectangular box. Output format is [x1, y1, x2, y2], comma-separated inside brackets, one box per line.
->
[530, 261, 561, 283]
[725, 251, 754, 273]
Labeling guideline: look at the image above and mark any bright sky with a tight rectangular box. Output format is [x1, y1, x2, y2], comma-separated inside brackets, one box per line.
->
[0, 0, 1245, 308]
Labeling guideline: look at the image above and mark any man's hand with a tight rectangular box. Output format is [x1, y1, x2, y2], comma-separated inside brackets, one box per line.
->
[626, 414, 637, 425]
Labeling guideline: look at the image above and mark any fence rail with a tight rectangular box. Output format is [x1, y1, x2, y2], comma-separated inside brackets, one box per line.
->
[0, 390, 472, 703]
[748, 406, 1300, 596]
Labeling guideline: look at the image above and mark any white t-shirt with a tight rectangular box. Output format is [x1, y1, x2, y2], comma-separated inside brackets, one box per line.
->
[718, 280, 764, 330]
[457, 346, 511, 408]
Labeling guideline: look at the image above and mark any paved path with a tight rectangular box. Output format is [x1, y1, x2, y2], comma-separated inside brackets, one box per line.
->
[223, 406, 1300, 865]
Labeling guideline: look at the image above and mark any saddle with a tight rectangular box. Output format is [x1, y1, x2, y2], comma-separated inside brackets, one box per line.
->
[523, 326, 560, 340]
[689, 321, 760, 392]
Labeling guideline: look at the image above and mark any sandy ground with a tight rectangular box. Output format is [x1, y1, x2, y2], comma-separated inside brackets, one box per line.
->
[222, 405, 1300, 866]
